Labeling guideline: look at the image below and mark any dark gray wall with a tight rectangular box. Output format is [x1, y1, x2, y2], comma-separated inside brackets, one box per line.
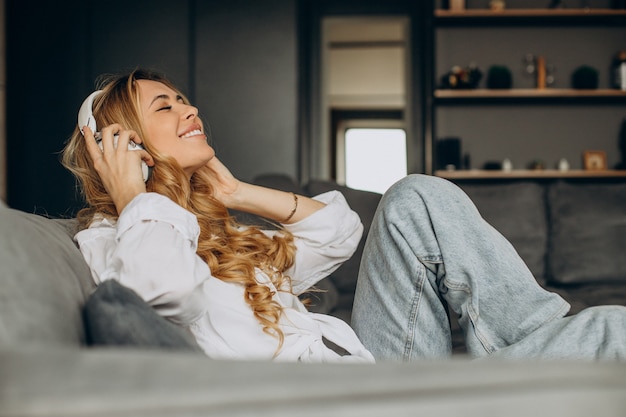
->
[6, 0, 90, 216]
[89, 0, 191, 92]
[194, 0, 298, 181]
[6, 0, 298, 216]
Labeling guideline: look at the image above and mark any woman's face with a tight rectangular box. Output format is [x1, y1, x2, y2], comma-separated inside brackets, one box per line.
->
[136, 79, 215, 177]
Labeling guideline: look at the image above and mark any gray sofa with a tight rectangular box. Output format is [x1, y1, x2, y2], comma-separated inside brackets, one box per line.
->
[2, 176, 626, 416]
[251, 175, 626, 352]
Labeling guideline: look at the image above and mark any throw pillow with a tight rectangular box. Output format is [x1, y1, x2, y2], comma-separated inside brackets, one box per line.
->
[83, 280, 203, 353]
[0, 208, 94, 348]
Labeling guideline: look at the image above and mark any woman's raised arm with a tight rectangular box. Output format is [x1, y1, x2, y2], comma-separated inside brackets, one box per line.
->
[205, 157, 325, 224]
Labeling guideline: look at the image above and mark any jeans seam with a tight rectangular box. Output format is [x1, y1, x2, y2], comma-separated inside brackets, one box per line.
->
[403, 265, 424, 360]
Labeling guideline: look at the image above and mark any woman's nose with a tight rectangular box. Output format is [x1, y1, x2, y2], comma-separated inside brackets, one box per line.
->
[183, 104, 198, 120]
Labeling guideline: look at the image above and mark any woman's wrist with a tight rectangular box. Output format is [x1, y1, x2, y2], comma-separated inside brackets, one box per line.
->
[225, 182, 324, 224]
[281, 193, 299, 223]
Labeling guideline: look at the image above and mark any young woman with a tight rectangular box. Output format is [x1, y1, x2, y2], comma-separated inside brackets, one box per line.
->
[63, 69, 626, 363]
[64, 69, 373, 363]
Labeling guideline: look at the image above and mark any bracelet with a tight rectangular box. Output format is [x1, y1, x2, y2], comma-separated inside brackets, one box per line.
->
[282, 192, 298, 223]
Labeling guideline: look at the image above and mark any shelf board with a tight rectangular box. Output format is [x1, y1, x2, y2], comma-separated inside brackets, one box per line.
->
[433, 88, 626, 104]
[434, 8, 626, 26]
[435, 169, 626, 180]
[435, 8, 626, 18]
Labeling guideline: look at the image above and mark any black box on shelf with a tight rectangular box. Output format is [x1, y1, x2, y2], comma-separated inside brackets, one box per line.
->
[436, 137, 462, 170]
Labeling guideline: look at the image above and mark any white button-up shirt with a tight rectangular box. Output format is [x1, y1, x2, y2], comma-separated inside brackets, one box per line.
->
[75, 191, 375, 363]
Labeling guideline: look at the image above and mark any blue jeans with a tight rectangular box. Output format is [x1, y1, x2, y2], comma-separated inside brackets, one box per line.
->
[352, 175, 626, 361]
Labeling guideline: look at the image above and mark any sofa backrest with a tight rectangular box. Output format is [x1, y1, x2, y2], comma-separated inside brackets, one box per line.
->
[460, 181, 548, 283]
[306, 180, 382, 297]
[0, 203, 94, 349]
[459, 179, 626, 287]
[546, 180, 626, 285]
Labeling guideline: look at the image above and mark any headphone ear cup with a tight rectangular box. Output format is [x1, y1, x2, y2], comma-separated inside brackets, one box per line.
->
[77, 90, 103, 135]
[77, 89, 151, 183]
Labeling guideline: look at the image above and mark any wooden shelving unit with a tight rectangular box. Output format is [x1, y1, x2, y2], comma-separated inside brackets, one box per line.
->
[435, 169, 626, 180]
[426, 5, 626, 179]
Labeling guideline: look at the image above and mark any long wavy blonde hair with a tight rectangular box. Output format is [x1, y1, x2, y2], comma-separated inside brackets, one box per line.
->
[62, 69, 296, 351]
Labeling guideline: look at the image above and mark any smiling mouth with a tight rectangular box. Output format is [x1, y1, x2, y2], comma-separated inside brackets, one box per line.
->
[179, 129, 203, 139]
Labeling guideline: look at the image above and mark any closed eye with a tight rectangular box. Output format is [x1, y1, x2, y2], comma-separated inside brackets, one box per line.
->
[157, 105, 172, 111]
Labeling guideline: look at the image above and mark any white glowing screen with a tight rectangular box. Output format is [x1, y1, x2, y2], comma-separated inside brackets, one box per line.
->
[344, 128, 407, 194]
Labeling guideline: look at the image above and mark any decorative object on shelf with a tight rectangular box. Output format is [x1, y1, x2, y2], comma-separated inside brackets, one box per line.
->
[483, 161, 502, 170]
[571, 65, 599, 89]
[489, 0, 506, 11]
[583, 150, 608, 170]
[536, 56, 547, 89]
[436, 137, 462, 170]
[443, 0, 466, 11]
[545, 64, 556, 87]
[524, 54, 554, 89]
[440, 64, 482, 89]
[527, 159, 545, 170]
[612, 50, 626, 91]
[523, 53, 539, 80]
[502, 158, 513, 171]
[486, 65, 513, 89]
[523, 53, 536, 77]
[557, 158, 570, 171]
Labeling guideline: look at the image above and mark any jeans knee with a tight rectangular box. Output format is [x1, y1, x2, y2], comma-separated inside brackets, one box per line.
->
[381, 174, 461, 212]
[386, 174, 456, 198]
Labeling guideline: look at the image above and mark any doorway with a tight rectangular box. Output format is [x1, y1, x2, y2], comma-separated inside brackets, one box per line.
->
[318, 15, 412, 190]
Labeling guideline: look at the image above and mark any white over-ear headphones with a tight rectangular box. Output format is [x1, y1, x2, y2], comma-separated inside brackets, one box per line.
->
[77, 91, 151, 182]
[77, 90, 102, 137]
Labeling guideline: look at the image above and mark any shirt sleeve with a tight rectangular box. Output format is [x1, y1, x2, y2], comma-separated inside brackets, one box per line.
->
[282, 191, 363, 295]
[75, 193, 210, 325]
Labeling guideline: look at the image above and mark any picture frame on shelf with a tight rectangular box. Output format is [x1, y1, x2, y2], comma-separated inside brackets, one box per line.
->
[583, 150, 608, 170]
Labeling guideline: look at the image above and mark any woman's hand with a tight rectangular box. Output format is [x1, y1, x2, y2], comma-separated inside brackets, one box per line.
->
[204, 156, 242, 207]
[82, 124, 155, 214]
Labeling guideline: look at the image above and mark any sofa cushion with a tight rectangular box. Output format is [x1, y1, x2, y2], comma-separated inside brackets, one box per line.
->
[460, 181, 548, 282]
[306, 180, 382, 316]
[546, 283, 626, 315]
[83, 280, 203, 352]
[0, 206, 94, 348]
[547, 180, 626, 285]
